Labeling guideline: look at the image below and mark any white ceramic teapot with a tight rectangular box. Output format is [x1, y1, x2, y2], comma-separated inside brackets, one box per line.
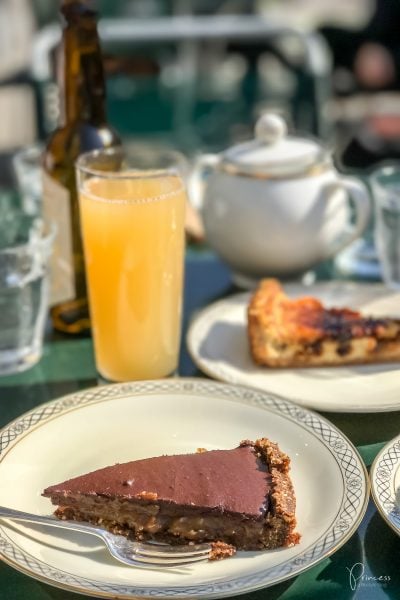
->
[193, 113, 371, 286]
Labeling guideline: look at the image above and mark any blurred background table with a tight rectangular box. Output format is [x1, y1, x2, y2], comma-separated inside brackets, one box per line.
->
[0, 246, 399, 600]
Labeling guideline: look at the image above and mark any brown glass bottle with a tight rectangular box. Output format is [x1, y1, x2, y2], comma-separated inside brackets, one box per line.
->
[43, 0, 120, 335]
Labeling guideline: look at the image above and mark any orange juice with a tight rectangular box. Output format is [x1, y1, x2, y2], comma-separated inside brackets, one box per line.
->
[79, 174, 186, 381]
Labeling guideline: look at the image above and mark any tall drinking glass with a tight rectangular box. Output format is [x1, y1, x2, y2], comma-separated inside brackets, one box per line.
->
[371, 164, 400, 290]
[76, 147, 186, 382]
[13, 144, 43, 215]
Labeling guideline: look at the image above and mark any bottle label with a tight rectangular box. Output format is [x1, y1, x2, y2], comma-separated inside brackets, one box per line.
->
[42, 171, 75, 306]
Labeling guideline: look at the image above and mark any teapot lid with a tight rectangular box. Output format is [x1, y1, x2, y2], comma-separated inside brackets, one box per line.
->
[221, 113, 327, 177]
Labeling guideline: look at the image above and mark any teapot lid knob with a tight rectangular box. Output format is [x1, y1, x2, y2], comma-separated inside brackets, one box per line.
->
[255, 113, 287, 145]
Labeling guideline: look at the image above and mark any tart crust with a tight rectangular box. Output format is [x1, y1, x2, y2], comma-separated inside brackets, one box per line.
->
[240, 438, 300, 549]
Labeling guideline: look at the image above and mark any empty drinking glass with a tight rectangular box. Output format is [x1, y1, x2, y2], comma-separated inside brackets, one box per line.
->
[371, 164, 400, 290]
[0, 210, 55, 375]
[13, 144, 43, 215]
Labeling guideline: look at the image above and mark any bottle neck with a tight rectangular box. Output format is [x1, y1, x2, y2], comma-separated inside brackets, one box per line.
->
[59, 2, 107, 126]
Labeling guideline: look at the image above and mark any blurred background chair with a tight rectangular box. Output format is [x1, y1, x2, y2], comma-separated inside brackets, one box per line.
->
[3, 0, 392, 170]
[1, 1, 397, 230]
[0, 0, 365, 188]
[30, 8, 332, 154]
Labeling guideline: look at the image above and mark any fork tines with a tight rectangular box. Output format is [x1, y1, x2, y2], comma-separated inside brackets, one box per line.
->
[132, 542, 211, 565]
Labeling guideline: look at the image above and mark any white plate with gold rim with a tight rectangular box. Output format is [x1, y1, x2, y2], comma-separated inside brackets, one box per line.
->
[370, 434, 400, 538]
[0, 379, 368, 599]
[187, 282, 400, 413]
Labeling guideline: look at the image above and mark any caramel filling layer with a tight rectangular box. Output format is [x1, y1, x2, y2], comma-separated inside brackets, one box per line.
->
[50, 493, 277, 550]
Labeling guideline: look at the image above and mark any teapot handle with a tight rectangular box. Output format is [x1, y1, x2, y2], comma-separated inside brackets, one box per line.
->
[322, 175, 371, 260]
[188, 154, 220, 210]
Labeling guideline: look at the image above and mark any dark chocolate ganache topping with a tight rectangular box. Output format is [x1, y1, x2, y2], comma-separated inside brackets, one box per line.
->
[43, 446, 271, 518]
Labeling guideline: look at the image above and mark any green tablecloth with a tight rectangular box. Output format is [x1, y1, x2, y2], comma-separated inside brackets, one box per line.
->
[0, 250, 399, 600]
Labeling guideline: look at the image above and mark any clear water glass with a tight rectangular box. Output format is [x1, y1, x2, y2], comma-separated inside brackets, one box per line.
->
[13, 144, 43, 215]
[371, 165, 400, 290]
[0, 214, 55, 375]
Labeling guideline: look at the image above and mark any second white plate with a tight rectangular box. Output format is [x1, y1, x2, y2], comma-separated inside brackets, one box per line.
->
[187, 282, 400, 413]
[370, 434, 400, 538]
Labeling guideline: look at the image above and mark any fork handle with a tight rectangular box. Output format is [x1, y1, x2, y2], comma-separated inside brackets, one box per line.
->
[0, 505, 103, 539]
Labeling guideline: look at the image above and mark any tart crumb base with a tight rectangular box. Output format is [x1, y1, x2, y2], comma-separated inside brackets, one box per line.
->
[55, 506, 236, 561]
[209, 541, 236, 560]
[241, 438, 300, 548]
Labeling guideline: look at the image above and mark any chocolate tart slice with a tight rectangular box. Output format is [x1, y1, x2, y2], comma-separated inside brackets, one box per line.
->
[43, 438, 299, 559]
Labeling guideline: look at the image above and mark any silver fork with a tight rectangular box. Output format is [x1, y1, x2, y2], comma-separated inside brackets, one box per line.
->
[0, 506, 211, 568]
